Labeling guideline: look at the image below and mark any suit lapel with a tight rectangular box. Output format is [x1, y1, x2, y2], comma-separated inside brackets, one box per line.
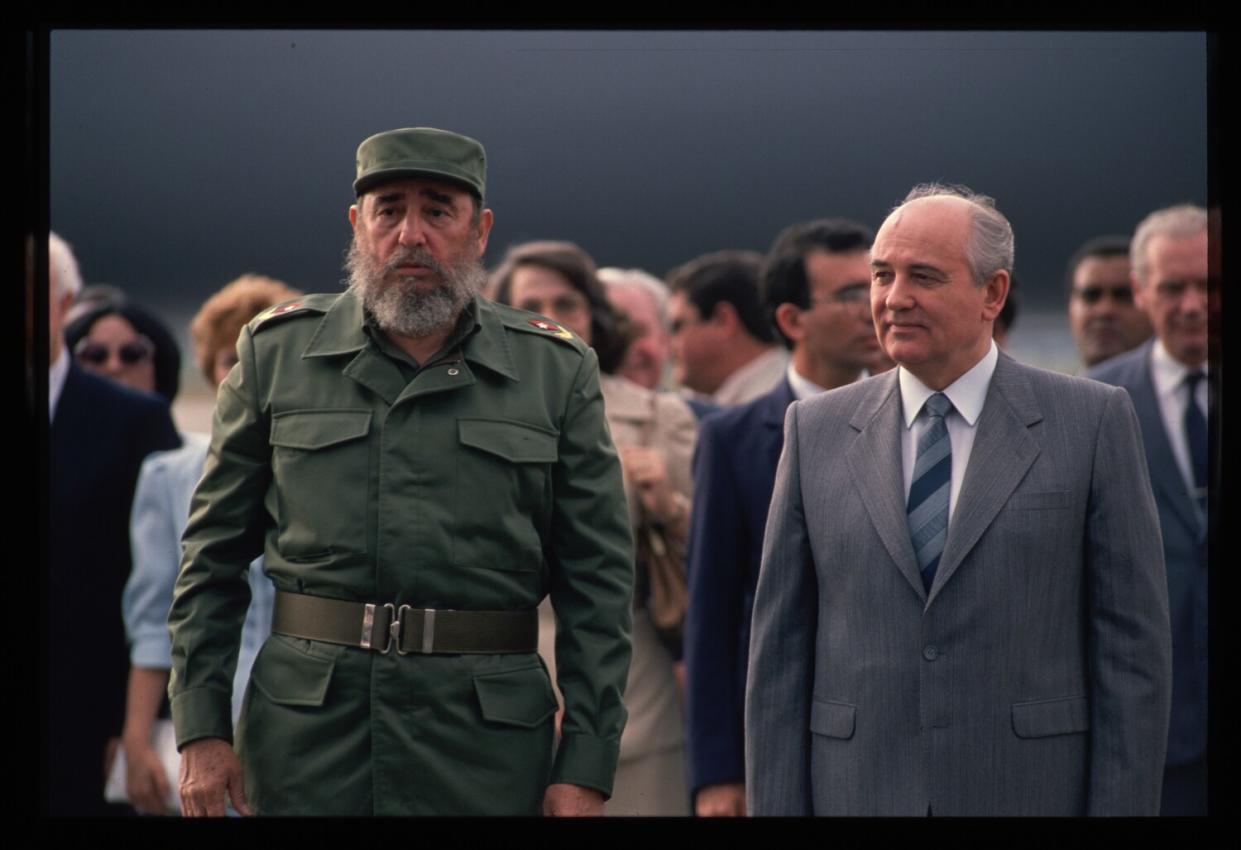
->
[928, 354, 1041, 606]
[846, 373, 925, 602]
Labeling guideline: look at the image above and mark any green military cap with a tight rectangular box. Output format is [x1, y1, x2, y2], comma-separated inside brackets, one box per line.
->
[354, 127, 487, 200]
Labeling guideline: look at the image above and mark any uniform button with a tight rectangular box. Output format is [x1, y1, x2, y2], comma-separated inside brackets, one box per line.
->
[922, 644, 938, 661]
[447, 367, 460, 376]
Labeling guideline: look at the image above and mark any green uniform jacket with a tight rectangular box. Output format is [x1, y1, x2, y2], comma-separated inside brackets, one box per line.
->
[168, 291, 634, 815]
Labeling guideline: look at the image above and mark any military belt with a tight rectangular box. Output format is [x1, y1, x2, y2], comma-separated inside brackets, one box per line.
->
[272, 590, 538, 655]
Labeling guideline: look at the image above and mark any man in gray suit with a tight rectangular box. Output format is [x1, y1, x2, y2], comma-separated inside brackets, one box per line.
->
[1087, 204, 1209, 816]
[745, 183, 1172, 816]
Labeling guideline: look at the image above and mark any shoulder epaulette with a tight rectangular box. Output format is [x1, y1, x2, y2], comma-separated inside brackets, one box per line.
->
[250, 294, 333, 333]
[499, 308, 587, 352]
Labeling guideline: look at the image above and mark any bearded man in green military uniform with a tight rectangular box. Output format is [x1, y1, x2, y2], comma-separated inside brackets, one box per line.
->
[169, 127, 634, 816]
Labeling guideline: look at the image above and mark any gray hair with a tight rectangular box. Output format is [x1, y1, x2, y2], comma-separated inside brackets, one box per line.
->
[895, 182, 1014, 286]
[48, 231, 83, 299]
[1130, 203, 1207, 285]
[598, 266, 670, 329]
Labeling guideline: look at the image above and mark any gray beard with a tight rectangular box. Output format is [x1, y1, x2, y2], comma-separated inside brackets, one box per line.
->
[345, 237, 485, 339]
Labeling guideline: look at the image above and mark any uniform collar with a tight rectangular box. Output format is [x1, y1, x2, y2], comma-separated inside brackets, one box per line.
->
[303, 290, 370, 358]
[466, 296, 519, 381]
[302, 290, 519, 382]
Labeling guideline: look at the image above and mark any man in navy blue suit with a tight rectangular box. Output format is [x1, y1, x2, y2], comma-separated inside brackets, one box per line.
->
[46, 233, 180, 816]
[684, 219, 880, 816]
[1087, 204, 1210, 816]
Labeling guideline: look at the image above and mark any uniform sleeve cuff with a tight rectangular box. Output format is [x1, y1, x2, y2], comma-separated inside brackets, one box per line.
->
[550, 732, 621, 799]
[171, 687, 234, 750]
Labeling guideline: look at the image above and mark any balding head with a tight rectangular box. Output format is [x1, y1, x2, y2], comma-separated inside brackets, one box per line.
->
[893, 183, 1014, 286]
[870, 184, 1011, 390]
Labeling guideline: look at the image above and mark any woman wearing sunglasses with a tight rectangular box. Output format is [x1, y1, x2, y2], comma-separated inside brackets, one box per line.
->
[64, 299, 181, 404]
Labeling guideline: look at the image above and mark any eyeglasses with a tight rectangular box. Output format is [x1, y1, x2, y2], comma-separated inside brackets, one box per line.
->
[74, 335, 156, 367]
[1073, 284, 1133, 305]
[808, 283, 871, 308]
[517, 295, 589, 318]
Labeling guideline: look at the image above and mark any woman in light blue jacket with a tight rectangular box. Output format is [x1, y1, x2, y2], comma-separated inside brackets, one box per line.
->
[120, 275, 300, 815]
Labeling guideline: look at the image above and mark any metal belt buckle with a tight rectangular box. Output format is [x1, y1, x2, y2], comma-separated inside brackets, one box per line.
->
[391, 604, 413, 656]
[360, 603, 398, 653]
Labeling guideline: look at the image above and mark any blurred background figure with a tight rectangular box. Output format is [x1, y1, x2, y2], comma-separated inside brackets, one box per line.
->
[665, 251, 786, 415]
[685, 218, 876, 817]
[46, 232, 180, 816]
[1066, 235, 1153, 370]
[1086, 204, 1209, 816]
[491, 240, 696, 816]
[65, 282, 129, 322]
[599, 266, 673, 391]
[65, 298, 182, 404]
[119, 275, 301, 815]
[993, 270, 1020, 350]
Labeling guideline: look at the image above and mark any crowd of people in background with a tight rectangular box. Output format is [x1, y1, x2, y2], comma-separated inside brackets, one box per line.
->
[43, 180, 1211, 817]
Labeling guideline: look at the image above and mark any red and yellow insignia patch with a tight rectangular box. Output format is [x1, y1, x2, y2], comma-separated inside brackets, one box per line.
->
[268, 301, 303, 316]
[527, 318, 574, 340]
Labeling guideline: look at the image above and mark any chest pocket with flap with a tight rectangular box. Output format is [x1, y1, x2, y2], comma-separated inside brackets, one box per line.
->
[455, 418, 559, 572]
[270, 409, 372, 559]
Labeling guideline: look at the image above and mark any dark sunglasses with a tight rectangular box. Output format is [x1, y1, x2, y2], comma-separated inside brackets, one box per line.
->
[1073, 284, 1134, 306]
[74, 335, 156, 367]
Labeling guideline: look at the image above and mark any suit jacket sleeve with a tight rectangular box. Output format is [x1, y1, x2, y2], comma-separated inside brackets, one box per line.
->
[1086, 386, 1172, 814]
[124, 454, 179, 669]
[168, 326, 268, 748]
[685, 415, 748, 794]
[744, 401, 816, 815]
[547, 349, 635, 797]
[134, 392, 182, 458]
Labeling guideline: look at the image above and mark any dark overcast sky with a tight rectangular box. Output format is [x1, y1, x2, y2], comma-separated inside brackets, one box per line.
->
[49, 29, 1207, 324]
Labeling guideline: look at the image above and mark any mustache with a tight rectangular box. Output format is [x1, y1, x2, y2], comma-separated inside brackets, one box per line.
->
[384, 246, 447, 277]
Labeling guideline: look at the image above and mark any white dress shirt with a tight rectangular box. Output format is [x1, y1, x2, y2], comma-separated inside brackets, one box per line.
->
[899, 340, 999, 522]
[786, 361, 868, 401]
[1149, 338, 1209, 499]
[712, 346, 789, 406]
[48, 344, 70, 423]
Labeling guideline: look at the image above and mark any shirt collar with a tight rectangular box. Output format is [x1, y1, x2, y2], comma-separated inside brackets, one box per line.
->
[1150, 337, 1207, 401]
[786, 360, 868, 401]
[786, 360, 827, 400]
[48, 343, 70, 422]
[713, 347, 786, 405]
[899, 339, 998, 429]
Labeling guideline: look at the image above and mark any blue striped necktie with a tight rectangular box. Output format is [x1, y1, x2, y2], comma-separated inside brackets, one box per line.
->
[908, 392, 953, 593]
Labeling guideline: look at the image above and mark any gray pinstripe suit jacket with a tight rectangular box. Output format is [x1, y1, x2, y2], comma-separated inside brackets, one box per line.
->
[744, 352, 1172, 816]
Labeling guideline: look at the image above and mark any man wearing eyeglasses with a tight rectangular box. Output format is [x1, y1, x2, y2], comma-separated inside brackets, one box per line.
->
[685, 219, 878, 816]
[1066, 235, 1152, 370]
[1087, 204, 1211, 815]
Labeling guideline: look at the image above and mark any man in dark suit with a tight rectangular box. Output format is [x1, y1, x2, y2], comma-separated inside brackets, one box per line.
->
[46, 232, 180, 816]
[684, 219, 878, 816]
[746, 184, 1171, 816]
[1087, 203, 1209, 816]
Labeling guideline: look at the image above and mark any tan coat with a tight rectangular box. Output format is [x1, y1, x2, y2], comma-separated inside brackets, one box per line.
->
[540, 373, 697, 814]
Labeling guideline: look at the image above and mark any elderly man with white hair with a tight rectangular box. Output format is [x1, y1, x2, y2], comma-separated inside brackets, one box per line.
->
[599, 266, 674, 391]
[1087, 203, 1211, 815]
[46, 232, 179, 816]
